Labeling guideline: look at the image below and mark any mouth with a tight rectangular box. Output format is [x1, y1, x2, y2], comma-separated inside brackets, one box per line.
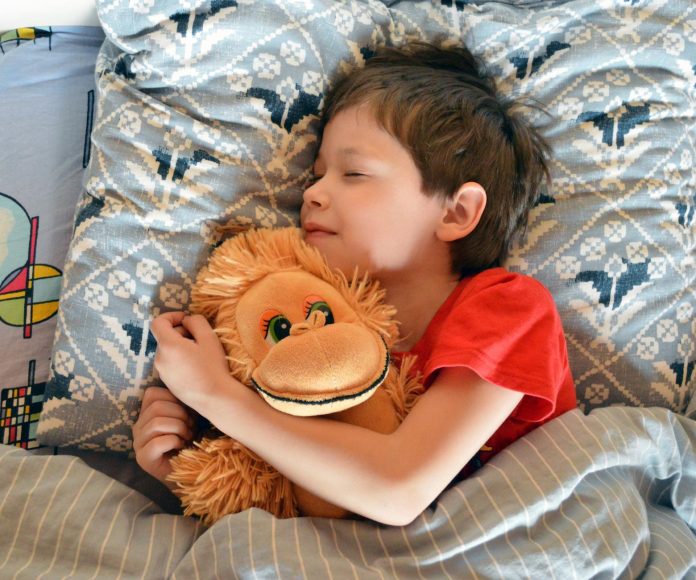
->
[303, 222, 336, 237]
[250, 332, 391, 416]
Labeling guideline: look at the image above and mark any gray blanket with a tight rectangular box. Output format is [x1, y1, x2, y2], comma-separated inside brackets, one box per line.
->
[2, 406, 694, 578]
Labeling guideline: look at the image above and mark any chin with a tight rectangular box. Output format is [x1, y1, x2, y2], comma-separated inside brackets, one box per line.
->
[304, 236, 368, 276]
[303, 231, 332, 245]
[304, 235, 335, 261]
[318, 252, 357, 277]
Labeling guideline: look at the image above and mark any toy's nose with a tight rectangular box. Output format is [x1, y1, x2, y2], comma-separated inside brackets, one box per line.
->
[290, 310, 327, 336]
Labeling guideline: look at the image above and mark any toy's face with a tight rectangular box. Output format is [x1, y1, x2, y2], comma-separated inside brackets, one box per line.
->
[235, 270, 389, 416]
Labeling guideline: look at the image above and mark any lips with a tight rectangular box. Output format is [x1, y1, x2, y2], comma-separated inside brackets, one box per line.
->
[303, 222, 336, 235]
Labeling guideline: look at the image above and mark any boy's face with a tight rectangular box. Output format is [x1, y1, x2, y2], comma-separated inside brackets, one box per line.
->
[301, 105, 449, 279]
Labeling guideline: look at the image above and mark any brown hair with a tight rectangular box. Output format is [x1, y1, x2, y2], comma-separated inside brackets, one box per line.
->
[321, 42, 551, 276]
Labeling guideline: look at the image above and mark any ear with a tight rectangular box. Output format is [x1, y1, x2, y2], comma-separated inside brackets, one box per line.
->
[436, 182, 487, 242]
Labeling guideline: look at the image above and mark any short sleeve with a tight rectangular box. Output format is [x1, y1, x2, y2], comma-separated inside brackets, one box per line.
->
[414, 269, 572, 422]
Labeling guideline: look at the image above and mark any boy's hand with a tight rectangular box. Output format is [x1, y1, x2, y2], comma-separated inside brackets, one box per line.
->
[150, 312, 234, 413]
[132, 386, 195, 484]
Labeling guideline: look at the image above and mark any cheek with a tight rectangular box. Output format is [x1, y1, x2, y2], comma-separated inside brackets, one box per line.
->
[299, 202, 310, 226]
[351, 236, 402, 273]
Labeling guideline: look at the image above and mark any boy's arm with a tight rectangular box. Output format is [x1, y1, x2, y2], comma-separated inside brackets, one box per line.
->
[213, 366, 521, 526]
[152, 313, 522, 526]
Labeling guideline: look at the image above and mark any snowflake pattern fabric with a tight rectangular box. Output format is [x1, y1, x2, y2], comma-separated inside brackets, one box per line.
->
[38, 0, 695, 453]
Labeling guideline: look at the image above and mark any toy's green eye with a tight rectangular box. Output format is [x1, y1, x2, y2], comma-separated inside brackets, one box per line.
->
[304, 297, 334, 325]
[260, 310, 292, 345]
[266, 315, 292, 344]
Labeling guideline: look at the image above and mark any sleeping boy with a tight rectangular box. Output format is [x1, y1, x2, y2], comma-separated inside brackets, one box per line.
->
[133, 41, 577, 526]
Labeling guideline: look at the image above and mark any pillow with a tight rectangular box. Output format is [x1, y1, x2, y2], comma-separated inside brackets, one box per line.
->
[0, 26, 104, 449]
[37, 0, 391, 452]
[38, 0, 695, 453]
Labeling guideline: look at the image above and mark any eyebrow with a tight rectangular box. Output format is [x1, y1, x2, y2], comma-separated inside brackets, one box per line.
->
[338, 147, 364, 157]
[315, 147, 370, 165]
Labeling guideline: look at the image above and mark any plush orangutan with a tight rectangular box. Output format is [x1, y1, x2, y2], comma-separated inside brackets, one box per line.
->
[167, 227, 423, 526]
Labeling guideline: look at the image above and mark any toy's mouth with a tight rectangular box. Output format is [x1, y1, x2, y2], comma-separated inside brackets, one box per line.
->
[250, 328, 390, 416]
[252, 350, 389, 411]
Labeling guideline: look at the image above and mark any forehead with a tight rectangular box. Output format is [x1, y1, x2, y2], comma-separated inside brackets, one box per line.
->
[316, 106, 404, 163]
[237, 271, 357, 322]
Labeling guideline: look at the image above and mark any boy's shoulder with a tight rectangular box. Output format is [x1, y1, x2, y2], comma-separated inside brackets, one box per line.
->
[412, 268, 564, 353]
[458, 267, 554, 304]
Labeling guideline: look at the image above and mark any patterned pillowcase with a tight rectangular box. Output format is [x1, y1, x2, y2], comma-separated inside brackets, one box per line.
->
[0, 27, 104, 450]
[37, 0, 695, 453]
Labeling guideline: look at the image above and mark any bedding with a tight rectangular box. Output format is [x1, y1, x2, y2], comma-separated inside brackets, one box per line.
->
[0, 0, 693, 578]
[36, 0, 696, 455]
[0, 26, 104, 449]
[2, 407, 695, 577]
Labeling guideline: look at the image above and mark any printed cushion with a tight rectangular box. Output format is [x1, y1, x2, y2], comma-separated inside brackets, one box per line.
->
[38, 0, 696, 453]
[0, 27, 104, 449]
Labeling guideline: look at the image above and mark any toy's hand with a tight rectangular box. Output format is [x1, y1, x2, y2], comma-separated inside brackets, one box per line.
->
[150, 312, 235, 413]
[132, 386, 196, 485]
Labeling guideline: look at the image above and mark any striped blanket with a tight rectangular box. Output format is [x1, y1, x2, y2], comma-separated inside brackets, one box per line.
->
[1, 407, 695, 578]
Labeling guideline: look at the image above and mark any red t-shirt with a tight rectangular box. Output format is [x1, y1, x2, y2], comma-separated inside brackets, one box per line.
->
[395, 267, 577, 476]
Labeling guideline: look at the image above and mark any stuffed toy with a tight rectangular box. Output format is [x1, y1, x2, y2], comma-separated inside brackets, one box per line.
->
[167, 227, 424, 525]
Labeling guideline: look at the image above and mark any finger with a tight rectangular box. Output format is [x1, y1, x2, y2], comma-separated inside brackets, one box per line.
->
[172, 325, 192, 338]
[140, 388, 194, 421]
[146, 434, 187, 460]
[137, 399, 195, 432]
[133, 416, 193, 453]
[136, 389, 194, 437]
[180, 314, 213, 337]
[181, 315, 224, 351]
[144, 416, 194, 442]
[141, 386, 179, 407]
[150, 312, 187, 343]
[136, 434, 187, 475]
[159, 311, 188, 325]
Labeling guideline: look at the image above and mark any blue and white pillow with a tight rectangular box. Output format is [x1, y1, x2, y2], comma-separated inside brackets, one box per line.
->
[38, 0, 696, 453]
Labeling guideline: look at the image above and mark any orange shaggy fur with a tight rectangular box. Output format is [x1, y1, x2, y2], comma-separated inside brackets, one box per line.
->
[168, 228, 424, 526]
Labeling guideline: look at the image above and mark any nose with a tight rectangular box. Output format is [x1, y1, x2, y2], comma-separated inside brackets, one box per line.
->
[302, 177, 329, 209]
[290, 310, 327, 336]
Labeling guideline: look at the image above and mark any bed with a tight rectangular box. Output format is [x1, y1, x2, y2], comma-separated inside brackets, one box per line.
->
[1, 0, 694, 577]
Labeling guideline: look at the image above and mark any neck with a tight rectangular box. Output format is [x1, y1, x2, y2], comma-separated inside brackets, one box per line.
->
[379, 271, 460, 352]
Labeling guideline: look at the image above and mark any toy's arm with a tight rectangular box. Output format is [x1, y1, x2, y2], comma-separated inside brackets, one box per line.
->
[152, 312, 522, 526]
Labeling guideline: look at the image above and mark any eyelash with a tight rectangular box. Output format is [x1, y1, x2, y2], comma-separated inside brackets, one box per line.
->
[306, 171, 366, 186]
[303, 295, 322, 317]
[259, 309, 281, 336]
